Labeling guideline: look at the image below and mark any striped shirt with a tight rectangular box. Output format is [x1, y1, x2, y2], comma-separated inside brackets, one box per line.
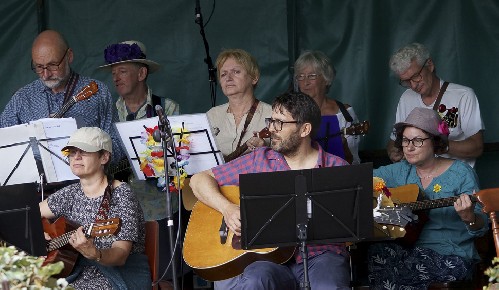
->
[212, 143, 348, 263]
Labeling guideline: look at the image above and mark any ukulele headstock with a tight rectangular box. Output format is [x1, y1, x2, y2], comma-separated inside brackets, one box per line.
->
[84, 217, 121, 238]
[75, 81, 99, 102]
[344, 120, 369, 136]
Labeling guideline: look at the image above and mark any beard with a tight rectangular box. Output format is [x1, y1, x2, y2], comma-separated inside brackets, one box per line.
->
[271, 130, 301, 156]
[41, 66, 70, 90]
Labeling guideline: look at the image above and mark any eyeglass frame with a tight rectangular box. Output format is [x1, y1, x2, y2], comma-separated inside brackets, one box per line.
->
[398, 58, 429, 88]
[67, 148, 93, 158]
[31, 48, 69, 74]
[265, 117, 298, 132]
[295, 73, 319, 81]
[401, 137, 431, 147]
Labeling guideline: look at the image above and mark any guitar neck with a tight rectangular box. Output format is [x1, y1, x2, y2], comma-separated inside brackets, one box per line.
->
[47, 229, 77, 252]
[402, 195, 478, 212]
[52, 97, 76, 119]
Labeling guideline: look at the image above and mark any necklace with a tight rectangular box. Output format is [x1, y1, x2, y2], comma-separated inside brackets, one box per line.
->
[416, 160, 440, 180]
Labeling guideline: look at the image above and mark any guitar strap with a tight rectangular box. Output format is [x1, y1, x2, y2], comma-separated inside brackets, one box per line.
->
[432, 81, 449, 111]
[62, 71, 80, 105]
[235, 99, 260, 149]
[335, 99, 353, 122]
[95, 179, 113, 221]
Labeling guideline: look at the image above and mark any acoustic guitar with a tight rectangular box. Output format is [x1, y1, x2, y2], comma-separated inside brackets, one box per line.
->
[182, 186, 295, 281]
[373, 185, 479, 245]
[51, 81, 98, 118]
[42, 216, 120, 277]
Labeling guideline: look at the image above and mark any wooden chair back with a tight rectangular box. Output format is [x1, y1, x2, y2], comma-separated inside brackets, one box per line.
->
[145, 220, 159, 290]
[476, 187, 499, 256]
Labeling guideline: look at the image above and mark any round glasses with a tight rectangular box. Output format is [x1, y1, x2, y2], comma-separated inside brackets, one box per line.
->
[295, 73, 319, 81]
[401, 137, 431, 147]
[398, 58, 428, 88]
[31, 48, 69, 74]
[265, 118, 298, 132]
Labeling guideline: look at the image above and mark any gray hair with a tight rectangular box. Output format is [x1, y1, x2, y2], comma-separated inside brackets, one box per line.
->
[389, 43, 430, 74]
[294, 50, 336, 89]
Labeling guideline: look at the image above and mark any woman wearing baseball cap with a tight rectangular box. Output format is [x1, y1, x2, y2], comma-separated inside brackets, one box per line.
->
[40, 127, 150, 289]
[368, 107, 488, 288]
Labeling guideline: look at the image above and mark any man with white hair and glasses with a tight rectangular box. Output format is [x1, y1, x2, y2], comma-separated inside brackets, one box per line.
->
[386, 42, 484, 168]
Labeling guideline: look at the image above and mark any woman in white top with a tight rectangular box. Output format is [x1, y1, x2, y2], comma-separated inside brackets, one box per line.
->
[294, 50, 361, 164]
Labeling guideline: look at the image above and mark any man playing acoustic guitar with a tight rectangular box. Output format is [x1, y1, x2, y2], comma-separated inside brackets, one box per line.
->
[190, 92, 351, 290]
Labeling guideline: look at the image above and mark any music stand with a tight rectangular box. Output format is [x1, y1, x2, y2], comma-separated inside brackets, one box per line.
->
[0, 183, 46, 256]
[239, 163, 373, 289]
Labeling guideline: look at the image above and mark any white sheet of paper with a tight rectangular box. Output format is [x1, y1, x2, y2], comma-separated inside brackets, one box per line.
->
[30, 118, 78, 183]
[114, 113, 224, 180]
[0, 124, 40, 186]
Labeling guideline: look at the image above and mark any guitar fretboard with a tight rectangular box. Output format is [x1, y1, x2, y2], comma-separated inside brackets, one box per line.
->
[52, 98, 76, 119]
[401, 195, 478, 211]
[47, 229, 77, 252]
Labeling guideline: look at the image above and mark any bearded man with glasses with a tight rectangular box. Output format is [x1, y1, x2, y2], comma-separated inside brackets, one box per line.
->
[0, 30, 124, 163]
[190, 92, 351, 290]
[386, 42, 484, 168]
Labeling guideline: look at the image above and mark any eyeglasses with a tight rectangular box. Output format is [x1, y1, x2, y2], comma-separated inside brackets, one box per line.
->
[401, 137, 431, 147]
[68, 148, 92, 158]
[31, 48, 69, 74]
[399, 58, 428, 88]
[265, 118, 298, 132]
[295, 73, 319, 81]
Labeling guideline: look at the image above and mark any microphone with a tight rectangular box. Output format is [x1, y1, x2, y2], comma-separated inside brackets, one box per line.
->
[195, 0, 202, 24]
[154, 105, 172, 142]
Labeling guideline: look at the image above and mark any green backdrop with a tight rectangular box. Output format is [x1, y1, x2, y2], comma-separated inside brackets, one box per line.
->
[1, 0, 498, 186]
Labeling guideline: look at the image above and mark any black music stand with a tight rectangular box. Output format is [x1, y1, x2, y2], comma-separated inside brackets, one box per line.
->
[239, 163, 373, 290]
[0, 183, 46, 256]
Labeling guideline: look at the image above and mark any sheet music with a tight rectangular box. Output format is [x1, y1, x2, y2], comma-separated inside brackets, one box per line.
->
[114, 113, 224, 180]
[30, 118, 78, 183]
[0, 124, 39, 186]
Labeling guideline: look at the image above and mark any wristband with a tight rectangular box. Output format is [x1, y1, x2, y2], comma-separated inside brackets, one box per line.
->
[95, 249, 102, 262]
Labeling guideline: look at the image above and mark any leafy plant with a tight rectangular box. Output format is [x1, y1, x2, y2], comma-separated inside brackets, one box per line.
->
[484, 257, 499, 290]
[0, 245, 73, 289]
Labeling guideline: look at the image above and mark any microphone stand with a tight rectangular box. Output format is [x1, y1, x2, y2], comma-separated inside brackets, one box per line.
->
[156, 119, 179, 290]
[195, 1, 217, 107]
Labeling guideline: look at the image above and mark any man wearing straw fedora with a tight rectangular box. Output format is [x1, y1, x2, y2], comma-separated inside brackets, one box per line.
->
[99, 40, 179, 121]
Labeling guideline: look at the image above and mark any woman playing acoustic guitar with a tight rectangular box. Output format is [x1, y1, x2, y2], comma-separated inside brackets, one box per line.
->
[368, 107, 488, 289]
[39, 127, 150, 289]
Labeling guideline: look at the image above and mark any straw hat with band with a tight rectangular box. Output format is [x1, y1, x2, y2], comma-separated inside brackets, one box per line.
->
[98, 40, 160, 73]
[394, 107, 449, 140]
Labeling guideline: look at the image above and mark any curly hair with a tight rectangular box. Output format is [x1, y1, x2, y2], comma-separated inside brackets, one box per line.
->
[389, 43, 430, 75]
[393, 125, 449, 154]
[272, 91, 321, 139]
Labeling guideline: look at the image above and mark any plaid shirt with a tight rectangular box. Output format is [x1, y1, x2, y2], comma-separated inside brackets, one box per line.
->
[212, 143, 349, 263]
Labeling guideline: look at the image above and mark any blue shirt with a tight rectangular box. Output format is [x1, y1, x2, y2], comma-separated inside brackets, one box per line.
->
[0, 74, 125, 162]
[374, 160, 488, 260]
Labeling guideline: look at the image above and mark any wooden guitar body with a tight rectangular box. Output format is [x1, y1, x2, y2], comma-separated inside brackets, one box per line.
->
[42, 217, 79, 277]
[183, 186, 295, 281]
[42, 216, 120, 278]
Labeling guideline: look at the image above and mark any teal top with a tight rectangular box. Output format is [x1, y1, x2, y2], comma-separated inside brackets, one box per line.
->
[374, 159, 488, 261]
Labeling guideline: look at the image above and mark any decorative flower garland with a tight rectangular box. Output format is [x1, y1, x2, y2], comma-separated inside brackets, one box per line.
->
[139, 125, 190, 193]
[104, 43, 145, 64]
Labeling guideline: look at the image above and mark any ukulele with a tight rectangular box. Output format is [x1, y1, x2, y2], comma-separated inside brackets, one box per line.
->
[51, 81, 98, 118]
[42, 216, 120, 277]
[224, 127, 271, 162]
